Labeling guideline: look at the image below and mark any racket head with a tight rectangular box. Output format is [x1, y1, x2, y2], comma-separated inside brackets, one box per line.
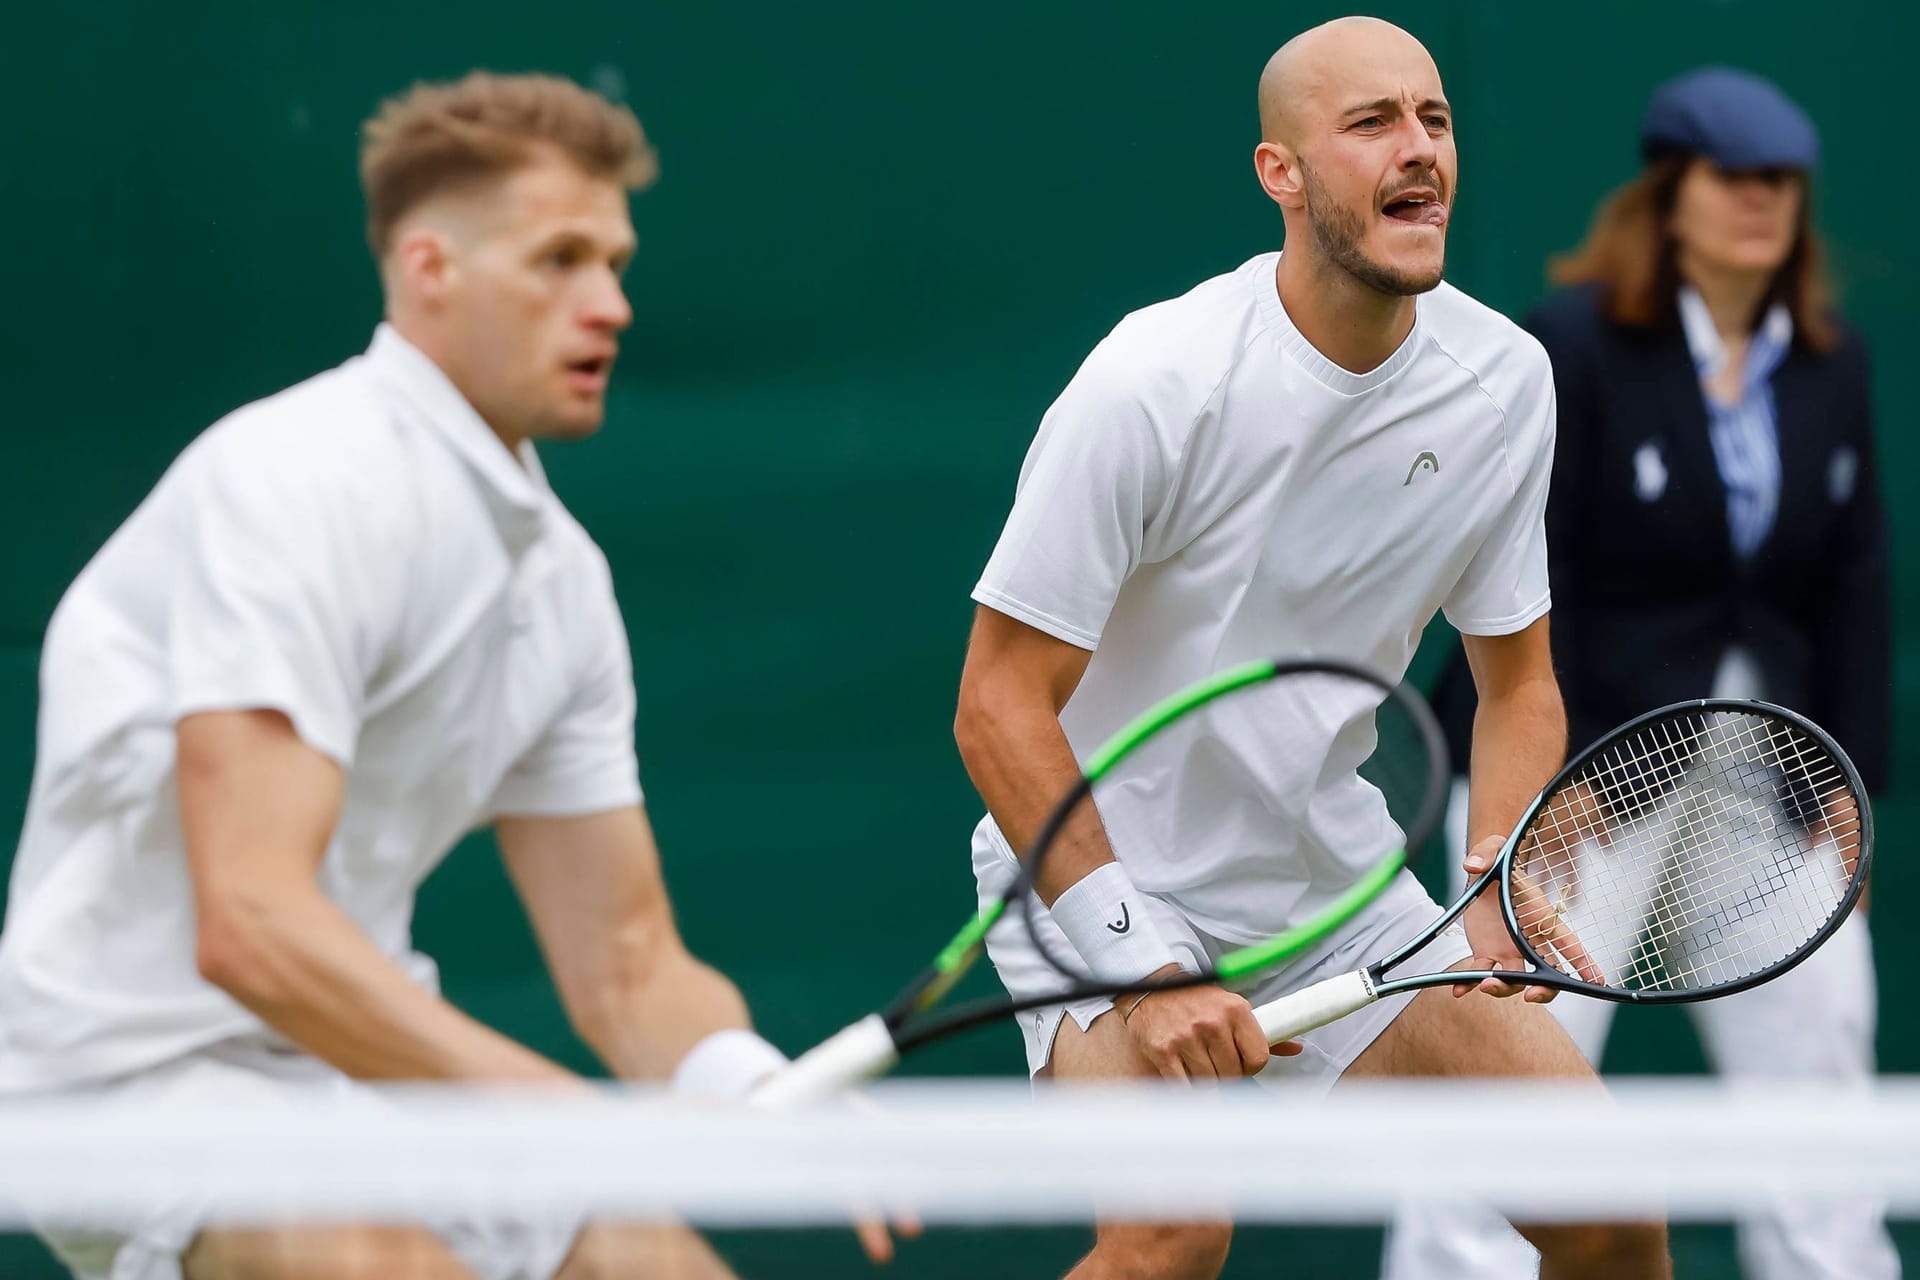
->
[1499, 699, 1870, 1004]
[1013, 656, 1451, 1000]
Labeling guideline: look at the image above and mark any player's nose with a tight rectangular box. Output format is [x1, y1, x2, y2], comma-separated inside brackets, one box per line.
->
[583, 269, 633, 333]
[1394, 113, 1438, 170]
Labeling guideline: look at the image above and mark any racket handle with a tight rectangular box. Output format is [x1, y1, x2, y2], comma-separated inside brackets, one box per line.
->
[1253, 970, 1377, 1045]
[750, 1013, 900, 1108]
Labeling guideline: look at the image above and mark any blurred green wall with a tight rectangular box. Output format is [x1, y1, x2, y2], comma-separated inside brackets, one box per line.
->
[0, 2, 1912, 1276]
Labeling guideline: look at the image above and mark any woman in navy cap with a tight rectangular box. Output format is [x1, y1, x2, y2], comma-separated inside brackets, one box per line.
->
[1385, 67, 1895, 1280]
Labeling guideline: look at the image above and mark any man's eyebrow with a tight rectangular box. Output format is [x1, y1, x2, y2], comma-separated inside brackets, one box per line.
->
[530, 226, 638, 256]
[1342, 96, 1452, 117]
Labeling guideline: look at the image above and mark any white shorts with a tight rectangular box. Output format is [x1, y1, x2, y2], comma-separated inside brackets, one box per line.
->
[974, 834, 1470, 1083]
[29, 1039, 579, 1280]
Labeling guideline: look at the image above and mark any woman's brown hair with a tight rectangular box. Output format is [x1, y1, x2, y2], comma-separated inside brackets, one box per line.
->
[1548, 153, 1839, 352]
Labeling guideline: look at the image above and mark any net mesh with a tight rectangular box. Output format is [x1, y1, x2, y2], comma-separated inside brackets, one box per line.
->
[1512, 708, 1860, 994]
[0, 1080, 1914, 1278]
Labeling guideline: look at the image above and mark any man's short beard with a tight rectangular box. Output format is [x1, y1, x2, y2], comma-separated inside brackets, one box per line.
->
[1300, 159, 1446, 297]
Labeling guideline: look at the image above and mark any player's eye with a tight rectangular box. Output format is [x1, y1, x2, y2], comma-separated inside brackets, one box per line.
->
[1423, 115, 1450, 131]
[1356, 115, 1385, 128]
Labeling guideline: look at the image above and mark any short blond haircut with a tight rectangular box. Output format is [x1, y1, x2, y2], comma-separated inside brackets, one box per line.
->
[359, 71, 658, 258]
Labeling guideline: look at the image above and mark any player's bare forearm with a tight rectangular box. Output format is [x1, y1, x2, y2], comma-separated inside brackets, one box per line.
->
[205, 883, 572, 1082]
[1460, 618, 1567, 847]
[572, 941, 751, 1082]
[953, 605, 1122, 905]
[496, 808, 753, 1081]
[179, 710, 572, 1084]
[955, 605, 1275, 1077]
[505, 809, 918, 1260]
[1455, 619, 1566, 999]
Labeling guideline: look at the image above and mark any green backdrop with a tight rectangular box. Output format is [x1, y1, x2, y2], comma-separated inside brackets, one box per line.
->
[1, 2, 1912, 1276]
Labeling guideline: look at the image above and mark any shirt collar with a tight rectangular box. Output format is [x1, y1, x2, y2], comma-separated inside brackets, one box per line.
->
[361, 324, 550, 553]
[1677, 285, 1794, 387]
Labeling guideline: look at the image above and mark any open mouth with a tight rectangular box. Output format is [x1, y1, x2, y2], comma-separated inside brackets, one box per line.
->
[1381, 193, 1447, 227]
[563, 355, 614, 395]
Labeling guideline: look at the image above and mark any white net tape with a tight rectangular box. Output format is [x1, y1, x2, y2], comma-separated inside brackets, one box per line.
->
[5, 1079, 1918, 1228]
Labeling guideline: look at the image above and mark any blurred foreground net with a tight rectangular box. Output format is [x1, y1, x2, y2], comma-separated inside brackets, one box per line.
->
[3, 1079, 1917, 1276]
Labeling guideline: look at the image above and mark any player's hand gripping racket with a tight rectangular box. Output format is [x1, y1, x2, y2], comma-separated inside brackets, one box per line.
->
[1252, 699, 1871, 1046]
[753, 657, 1447, 1105]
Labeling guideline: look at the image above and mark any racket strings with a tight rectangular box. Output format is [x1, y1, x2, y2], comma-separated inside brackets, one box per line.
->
[1512, 710, 1856, 995]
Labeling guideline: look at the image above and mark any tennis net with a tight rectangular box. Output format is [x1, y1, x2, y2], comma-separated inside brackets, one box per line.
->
[4, 1079, 1916, 1276]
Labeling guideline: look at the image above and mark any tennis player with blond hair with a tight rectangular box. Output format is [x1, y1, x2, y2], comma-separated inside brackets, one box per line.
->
[0, 72, 888, 1280]
[955, 17, 1670, 1279]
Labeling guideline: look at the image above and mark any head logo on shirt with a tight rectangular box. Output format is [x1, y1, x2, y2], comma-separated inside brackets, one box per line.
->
[1402, 452, 1440, 485]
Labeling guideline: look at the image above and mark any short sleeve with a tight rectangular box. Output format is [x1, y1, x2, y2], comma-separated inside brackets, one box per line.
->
[971, 343, 1178, 650]
[166, 433, 389, 766]
[1442, 357, 1556, 636]
[488, 561, 644, 818]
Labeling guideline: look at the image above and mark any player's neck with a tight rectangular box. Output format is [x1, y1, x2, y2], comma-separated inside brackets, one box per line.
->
[1274, 252, 1417, 374]
[386, 313, 534, 462]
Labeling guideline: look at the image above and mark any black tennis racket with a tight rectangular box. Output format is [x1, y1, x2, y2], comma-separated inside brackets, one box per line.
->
[754, 657, 1448, 1105]
[1251, 699, 1871, 1045]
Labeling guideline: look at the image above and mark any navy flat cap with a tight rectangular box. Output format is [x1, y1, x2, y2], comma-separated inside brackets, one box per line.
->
[1641, 67, 1820, 171]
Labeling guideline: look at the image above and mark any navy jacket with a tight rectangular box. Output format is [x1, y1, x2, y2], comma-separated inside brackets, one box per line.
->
[1436, 283, 1891, 792]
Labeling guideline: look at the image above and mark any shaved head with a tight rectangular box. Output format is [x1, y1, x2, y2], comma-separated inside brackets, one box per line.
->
[1258, 17, 1438, 145]
[1251, 15, 1455, 303]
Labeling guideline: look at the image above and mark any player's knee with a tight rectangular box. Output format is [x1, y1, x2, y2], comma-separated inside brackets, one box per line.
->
[1090, 1221, 1232, 1279]
[555, 1222, 712, 1280]
[1527, 1217, 1669, 1279]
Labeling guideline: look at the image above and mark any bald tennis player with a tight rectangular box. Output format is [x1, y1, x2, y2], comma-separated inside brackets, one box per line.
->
[954, 18, 1671, 1279]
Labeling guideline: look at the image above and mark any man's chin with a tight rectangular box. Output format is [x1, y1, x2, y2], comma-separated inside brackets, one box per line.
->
[1353, 250, 1446, 298]
[531, 406, 608, 442]
[1396, 263, 1446, 296]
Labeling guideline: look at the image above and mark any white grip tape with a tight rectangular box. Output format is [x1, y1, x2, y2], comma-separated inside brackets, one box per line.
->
[749, 1014, 900, 1108]
[1253, 969, 1377, 1045]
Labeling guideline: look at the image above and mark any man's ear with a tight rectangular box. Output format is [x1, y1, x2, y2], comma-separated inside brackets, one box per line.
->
[388, 224, 457, 309]
[1253, 141, 1306, 211]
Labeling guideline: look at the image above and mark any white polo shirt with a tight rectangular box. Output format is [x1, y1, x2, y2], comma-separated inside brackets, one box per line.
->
[0, 326, 643, 1090]
[972, 252, 1555, 944]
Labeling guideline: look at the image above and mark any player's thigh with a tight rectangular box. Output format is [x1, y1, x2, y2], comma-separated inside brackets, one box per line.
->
[1047, 1011, 1234, 1280]
[553, 1222, 734, 1280]
[1342, 983, 1669, 1276]
[184, 1224, 475, 1280]
[1340, 977, 1594, 1082]
[1044, 1004, 1156, 1081]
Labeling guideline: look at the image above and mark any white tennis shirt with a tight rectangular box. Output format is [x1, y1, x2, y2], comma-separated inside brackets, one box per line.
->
[972, 253, 1555, 943]
[0, 326, 643, 1089]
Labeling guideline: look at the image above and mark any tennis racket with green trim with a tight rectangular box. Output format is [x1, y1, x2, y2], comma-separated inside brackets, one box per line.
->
[753, 657, 1446, 1105]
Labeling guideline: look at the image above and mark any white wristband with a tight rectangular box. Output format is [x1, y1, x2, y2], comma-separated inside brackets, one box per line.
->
[1049, 861, 1182, 985]
[671, 1029, 790, 1100]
